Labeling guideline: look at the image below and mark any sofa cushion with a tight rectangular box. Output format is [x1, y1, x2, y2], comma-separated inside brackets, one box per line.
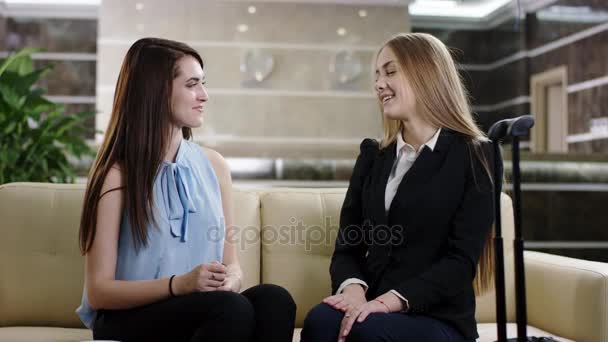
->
[525, 250, 608, 342]
[0, 183, 86, 328]
[260, 189, 345, 327]
[290, 324, 574, 342]
[231, 189, 262, 290]
[0, 327, 92, 342]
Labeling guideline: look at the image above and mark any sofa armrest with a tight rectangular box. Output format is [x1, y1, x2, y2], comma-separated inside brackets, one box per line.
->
[524, 251, 608, 342]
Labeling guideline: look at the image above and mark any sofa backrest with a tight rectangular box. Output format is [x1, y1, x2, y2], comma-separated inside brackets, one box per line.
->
[0, 183, 515, 330]
[0, 183, 86, 328]
[258, 188, 516, 327]
[0, 183, 261, 328]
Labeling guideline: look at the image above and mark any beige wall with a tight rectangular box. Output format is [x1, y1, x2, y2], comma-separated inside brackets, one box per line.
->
[97, 0, 410, 158]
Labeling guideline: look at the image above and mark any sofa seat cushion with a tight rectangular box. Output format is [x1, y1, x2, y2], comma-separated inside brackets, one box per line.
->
[0, 327, 92, 342]
[290, 324, 574, 342]
[476, 323, 574, 342]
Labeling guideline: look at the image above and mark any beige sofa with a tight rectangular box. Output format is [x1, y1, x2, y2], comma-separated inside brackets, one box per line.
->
[1, 182, 607, 342]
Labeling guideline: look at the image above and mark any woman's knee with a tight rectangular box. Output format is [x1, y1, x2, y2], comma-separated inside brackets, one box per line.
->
[301, 303, 342, 341]
[348, 323, 384, 342]
[219, 292, 255, 318]
[187, 291, 255, 323]
[243, 283, 296, 314]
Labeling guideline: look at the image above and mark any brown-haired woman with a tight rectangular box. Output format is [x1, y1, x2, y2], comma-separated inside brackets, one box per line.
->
[76, 37, 295, 342]
[301, 32, 499, 342]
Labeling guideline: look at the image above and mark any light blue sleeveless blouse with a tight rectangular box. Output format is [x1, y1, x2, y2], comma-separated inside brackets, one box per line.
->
[76, 139, 225, 329]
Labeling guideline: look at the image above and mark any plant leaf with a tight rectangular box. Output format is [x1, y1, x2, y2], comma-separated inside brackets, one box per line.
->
[0, 83, 26, 110]
[0, 48, 39, 79]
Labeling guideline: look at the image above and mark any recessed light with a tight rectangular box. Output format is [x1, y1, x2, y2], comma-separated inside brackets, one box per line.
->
[237, 24, 249, 33]
[358, 9, 367, 17]
[248, 6, 256, 14]
[135, 2, 144, 11]
[337, 27, 347, 36]
[254, 71, 264, 82]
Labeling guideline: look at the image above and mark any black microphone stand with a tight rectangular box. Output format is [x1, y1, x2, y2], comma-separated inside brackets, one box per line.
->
[488, 116, 558, 342]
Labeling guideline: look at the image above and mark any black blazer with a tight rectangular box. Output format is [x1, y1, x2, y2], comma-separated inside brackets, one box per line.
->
[330, 129, 497, 339]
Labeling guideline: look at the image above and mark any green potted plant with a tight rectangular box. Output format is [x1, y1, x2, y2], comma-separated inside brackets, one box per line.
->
[0, 48, 96, 184]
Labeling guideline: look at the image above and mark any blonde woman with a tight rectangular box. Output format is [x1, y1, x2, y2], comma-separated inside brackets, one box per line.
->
[301, 33, 498, 342]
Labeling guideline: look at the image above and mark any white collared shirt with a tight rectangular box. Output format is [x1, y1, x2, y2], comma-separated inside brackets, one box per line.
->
[336, 128, 442, 310]
[385, 127, 441, 212]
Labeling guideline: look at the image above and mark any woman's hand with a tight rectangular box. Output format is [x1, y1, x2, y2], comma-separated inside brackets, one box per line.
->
[322, 284, 367, 312]
[217, 263, 242, 292]
[173, 261, 227, 295]
[218, 273, 241, 292]
[337, 299, 390, 342]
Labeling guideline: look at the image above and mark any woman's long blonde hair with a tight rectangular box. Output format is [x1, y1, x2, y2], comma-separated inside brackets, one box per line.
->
[378, 33, 495, 294]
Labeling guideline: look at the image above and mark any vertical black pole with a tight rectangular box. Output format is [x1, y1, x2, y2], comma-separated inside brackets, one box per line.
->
[512, 137, 528, 342]
[493, 142, 507, 342]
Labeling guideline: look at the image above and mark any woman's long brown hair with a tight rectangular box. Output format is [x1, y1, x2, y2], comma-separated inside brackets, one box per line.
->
[377, 33, 497, 295]
[79, 38, 203, 254]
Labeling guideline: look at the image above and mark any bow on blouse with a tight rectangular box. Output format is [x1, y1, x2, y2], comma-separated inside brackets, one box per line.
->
[162, 163, 197, 242]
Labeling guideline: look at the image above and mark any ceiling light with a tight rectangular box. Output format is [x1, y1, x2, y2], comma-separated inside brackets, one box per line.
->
[337, 27, 347, 36]
[135, 2, 144, 11]
[248, 6, 256, 14]
[237, 24, 249, 33]
[409, 0, 512, 19]
[358, 9, 367, 17]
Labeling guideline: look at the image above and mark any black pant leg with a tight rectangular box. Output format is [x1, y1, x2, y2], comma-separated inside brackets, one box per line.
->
[300, 303, 343, 342]
[93, 291, 255, 342]
[241, 283, 297, 342]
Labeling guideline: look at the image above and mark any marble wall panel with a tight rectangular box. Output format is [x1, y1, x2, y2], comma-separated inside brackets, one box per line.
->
[415, 19, 526, 64]
[3, 17, 96, 52]
[413, 28, 492, 64]
[192, 94, 380, 139]
[522, 190, 608, 241]
[527, 0, 608, 49]
[464, 60, 528, 106]
[100, 0, 408, 46]
[530, 29, 608, 85]
[34, 60, 96, 96]
[98, 80, 379, 143]
[474, 103, 531, 132]
[567, 85, 608, 135]
[484, 20, 527, 62]
[97, 0, 410, 158]
[97, 44, 376, 93]
[97, 87, 381, 158]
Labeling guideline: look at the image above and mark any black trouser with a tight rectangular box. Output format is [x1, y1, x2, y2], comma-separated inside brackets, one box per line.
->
[93, 283, 296, 342]
[301, 303, 473, 342]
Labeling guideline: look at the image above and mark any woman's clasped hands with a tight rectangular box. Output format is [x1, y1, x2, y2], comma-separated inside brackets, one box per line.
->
[173, 261, 242, 295]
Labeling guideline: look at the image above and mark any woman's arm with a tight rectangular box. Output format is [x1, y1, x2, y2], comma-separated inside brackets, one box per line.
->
[329, 139, 377, 294]
[203, 147, 243, 291]
[85, 166, 177, 310]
